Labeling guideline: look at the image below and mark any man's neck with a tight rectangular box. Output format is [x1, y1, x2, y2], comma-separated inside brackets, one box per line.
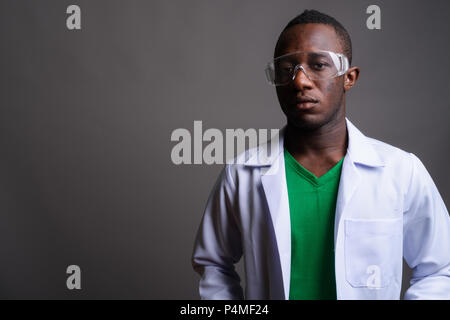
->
[284, 116, 348, 176]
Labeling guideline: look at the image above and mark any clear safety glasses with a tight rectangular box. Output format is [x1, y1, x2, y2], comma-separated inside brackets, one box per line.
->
[265, 50, 349, 86]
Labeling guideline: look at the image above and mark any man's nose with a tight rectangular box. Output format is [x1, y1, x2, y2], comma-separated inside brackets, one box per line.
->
[292, 65, 314, 90]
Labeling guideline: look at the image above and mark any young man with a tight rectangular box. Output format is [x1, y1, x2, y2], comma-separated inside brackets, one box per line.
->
[191, 10, 450, 300]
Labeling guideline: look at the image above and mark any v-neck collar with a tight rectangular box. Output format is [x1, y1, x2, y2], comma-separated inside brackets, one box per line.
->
[284, 148, 345, 187]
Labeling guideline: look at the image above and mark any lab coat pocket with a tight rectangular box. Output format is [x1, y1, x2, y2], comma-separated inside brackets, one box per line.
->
[344, 218, 402, 289]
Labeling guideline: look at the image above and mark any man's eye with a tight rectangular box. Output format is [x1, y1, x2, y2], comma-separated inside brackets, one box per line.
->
[311, 62, 330, 70]
[314, 63, 325, 69]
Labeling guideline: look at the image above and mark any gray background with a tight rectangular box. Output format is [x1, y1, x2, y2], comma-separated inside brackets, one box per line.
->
[0, 0, 448, 299]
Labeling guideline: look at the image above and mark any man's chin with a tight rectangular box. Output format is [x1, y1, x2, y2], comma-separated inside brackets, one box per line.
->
[287, 113, 325, 131]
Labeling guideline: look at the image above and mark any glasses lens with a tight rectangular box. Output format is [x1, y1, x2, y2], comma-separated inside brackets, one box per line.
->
[266, 51, 347, 85]
[303, 52, 339, 80]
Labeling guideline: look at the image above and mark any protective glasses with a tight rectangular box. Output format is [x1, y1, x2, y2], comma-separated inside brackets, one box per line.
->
[265, 50, 349, 86]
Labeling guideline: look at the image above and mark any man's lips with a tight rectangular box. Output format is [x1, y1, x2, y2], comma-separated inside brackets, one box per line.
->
[296, 96, 318, 103]
[295, 96, 319, 110]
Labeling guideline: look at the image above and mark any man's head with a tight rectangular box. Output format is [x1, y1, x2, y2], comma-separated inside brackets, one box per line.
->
[273, 10, 360, 131]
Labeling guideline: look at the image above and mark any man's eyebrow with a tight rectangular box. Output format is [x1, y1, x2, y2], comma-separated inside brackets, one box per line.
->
[308, 52, 328, 58]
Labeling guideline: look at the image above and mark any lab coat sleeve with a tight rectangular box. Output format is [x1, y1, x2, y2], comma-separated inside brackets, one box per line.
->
[403, 153, 450, 300]
[191, 165, 244, 299]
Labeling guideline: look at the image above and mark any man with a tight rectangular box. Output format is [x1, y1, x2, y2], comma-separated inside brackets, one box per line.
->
[191, 10, 450, 299]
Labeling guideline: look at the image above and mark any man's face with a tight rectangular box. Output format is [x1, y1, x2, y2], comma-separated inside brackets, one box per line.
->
[275, 23, 348, 130]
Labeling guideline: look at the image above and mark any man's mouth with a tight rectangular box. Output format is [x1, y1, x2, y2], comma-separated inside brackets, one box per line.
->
[295, 96, 319, 110]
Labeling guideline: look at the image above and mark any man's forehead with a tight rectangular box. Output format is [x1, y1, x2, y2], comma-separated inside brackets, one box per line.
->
[275, 23, 343, 56]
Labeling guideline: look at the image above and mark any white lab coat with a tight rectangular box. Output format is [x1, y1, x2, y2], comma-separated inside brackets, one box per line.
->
[191, 118, 450, 300]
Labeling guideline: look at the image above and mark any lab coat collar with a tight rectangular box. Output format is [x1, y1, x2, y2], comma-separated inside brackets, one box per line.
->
[243, 117, 385, 168]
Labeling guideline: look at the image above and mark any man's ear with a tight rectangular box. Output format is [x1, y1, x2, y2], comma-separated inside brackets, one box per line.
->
[344, 66, 360, 91]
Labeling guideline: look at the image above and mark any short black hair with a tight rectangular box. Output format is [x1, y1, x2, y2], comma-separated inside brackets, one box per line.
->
[275, 9, 353, 64]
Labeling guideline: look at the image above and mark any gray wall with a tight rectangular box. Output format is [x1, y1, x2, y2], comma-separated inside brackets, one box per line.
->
[0, 0, 448, 299]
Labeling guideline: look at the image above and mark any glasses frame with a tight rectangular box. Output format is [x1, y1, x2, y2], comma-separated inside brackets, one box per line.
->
[264, 50, 350, 86]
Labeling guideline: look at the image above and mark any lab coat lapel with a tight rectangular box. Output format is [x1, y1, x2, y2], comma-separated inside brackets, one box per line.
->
[260, 153, 291, 300]
[335, 118, 386, 228]
[334, 154, 361, 240]
[248, 127, 291, 300]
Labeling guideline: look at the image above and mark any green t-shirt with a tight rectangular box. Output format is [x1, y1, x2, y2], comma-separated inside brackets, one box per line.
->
[284, 148, 345, 300]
